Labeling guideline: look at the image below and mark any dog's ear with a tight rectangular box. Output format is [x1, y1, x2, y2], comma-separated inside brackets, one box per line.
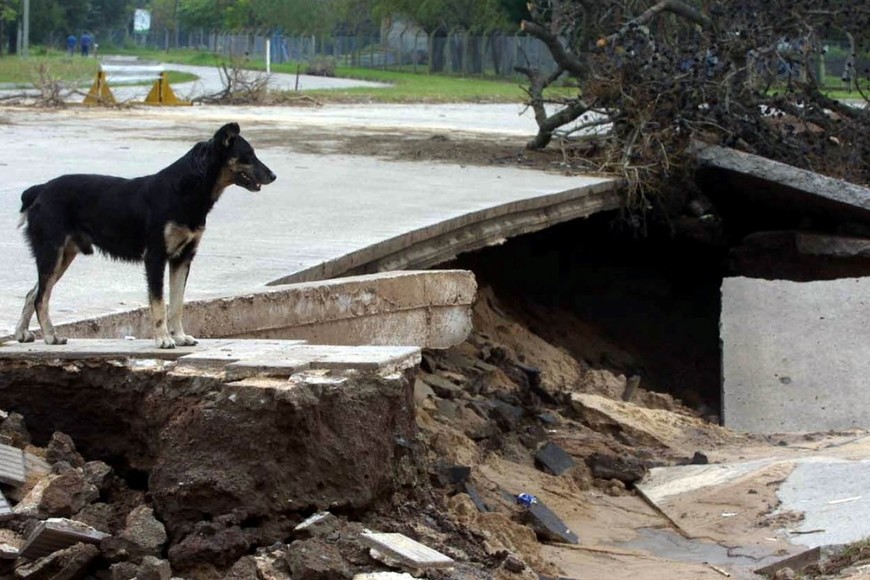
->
[214, 123, 241, 148]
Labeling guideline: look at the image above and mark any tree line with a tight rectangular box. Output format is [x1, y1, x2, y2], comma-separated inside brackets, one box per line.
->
[0, 0, 532, 54]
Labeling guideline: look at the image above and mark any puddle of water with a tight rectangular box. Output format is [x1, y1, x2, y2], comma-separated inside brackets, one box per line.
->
[617, 527, 781, 572]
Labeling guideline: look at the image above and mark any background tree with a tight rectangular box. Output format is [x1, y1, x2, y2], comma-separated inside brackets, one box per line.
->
[517, 0, 870, 217]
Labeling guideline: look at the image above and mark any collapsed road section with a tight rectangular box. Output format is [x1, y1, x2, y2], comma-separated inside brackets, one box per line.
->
[0, 340, 424, 576]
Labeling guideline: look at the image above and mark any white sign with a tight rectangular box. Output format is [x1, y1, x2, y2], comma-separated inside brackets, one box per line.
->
[133, 9, 151, 33]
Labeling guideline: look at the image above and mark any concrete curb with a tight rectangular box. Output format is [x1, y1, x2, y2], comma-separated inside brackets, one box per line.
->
[4, 270, 476, 350]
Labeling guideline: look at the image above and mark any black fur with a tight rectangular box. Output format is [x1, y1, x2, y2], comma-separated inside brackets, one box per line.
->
[15, 122, 276, 348]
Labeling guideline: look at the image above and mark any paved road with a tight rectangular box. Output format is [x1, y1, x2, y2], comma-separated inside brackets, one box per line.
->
[107, 61, 391, 102]
[0, 92, 615, 339]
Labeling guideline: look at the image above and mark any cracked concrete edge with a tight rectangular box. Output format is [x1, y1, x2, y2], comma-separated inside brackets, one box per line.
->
[1, 270, 476, 350]
[693, 143, 870, 213]
[270, 180, 623, 285]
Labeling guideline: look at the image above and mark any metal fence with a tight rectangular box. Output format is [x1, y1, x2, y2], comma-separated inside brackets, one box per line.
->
[108, 28, 559, 78]
[102, 28, 868, 87]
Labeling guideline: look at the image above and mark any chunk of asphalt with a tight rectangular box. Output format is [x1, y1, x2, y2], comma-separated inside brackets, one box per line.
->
[460, 482, 489, 513]
[523, 500, 579, 545]
[534, 441, 576, 476]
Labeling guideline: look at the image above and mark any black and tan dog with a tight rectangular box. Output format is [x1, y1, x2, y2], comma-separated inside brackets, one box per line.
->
[15, 122, 276, 348]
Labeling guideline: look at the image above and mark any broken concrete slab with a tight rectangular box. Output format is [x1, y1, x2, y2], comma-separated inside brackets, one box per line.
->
[721, 276, 870, 432]
[0, 339, 421, 380]
[534, 441, 576, 476]
[35, 270, 476, 350]
[0, 339, 237, 361]
[0, 443, 26, 487]
[19, 518, 109, 560]
[220, 345, 422, 380]
[637, 455, 870, 559]
[360, 531, 454, 570]
[694, 143, 870, 223]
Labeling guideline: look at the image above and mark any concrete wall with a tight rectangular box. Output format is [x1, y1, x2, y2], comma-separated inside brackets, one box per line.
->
[721, 276, 870, 432]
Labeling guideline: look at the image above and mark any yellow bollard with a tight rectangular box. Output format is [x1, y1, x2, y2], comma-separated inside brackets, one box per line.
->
[83, 70, 116, 106]
[144, 72, 190, 106]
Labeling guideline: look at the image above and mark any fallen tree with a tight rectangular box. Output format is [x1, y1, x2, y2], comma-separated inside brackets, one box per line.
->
[517, 0, 870, 219]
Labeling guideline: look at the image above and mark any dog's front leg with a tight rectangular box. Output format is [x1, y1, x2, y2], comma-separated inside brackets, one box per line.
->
[146, 250, 175, 349]
[168, 257, 197, 346]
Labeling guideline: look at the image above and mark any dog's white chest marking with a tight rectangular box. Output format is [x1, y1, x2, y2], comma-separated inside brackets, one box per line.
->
[164, 223, 203, 259]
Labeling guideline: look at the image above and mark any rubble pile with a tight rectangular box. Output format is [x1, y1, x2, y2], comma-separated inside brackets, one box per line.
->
[0, 285, 737, 579]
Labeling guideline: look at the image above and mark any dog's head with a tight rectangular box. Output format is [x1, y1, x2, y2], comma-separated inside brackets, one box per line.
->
[214, 123, 277, 192]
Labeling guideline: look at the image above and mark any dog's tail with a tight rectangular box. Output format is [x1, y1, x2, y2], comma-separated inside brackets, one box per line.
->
[18, 185, 42, 229]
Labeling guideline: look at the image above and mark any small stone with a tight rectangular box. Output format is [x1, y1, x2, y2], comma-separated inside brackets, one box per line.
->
[773, 567, 796, 580]
[83, 460, 114, 491]
[120, 505, 167, 557]
[502, 554, 526, 572]
[14, 543, 99, 580]
[421, 374, 463, 399]
[691, 451, 709, 465]
[0, 413, 30, 448]
[46, 432, 85, 468]
[136, 556, 172, 580]
[285, 538, 351, 579]
[110, 561, 140, 580]
[38, 469, 99, 517]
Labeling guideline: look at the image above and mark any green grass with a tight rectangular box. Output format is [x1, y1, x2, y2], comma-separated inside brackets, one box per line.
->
[0, 55, 98, 85]
[0, 53, 198, 87]
[106, 47, 577, 103]
[0, 48, 576, 102]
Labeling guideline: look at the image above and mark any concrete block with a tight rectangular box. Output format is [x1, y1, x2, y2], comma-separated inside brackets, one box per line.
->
[0, 443, 26, 486]
[534, 441, 576, 476]
[722, 276, 870, 432]
[360, 531, 454, 569]
[19, 518, 109, 560]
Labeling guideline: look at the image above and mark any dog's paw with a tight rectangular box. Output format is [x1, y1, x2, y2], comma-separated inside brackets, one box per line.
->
[44, 335, 67, 345]
[15, 330, 35, 343]
[171, 333, 198, 347]
[154, 335, 177, 349]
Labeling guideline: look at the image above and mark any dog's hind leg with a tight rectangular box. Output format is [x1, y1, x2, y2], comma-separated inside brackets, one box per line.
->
[33, 240, 78, 345]
[168, 256, 197, 346]
[14, 284, 38, 342]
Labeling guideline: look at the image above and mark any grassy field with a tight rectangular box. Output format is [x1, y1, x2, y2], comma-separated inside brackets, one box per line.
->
[80, 47, 575, 103]
[0, 52, 197, 87]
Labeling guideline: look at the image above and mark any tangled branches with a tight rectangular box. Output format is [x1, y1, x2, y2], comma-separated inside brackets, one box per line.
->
[519, 0, 870, 219]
